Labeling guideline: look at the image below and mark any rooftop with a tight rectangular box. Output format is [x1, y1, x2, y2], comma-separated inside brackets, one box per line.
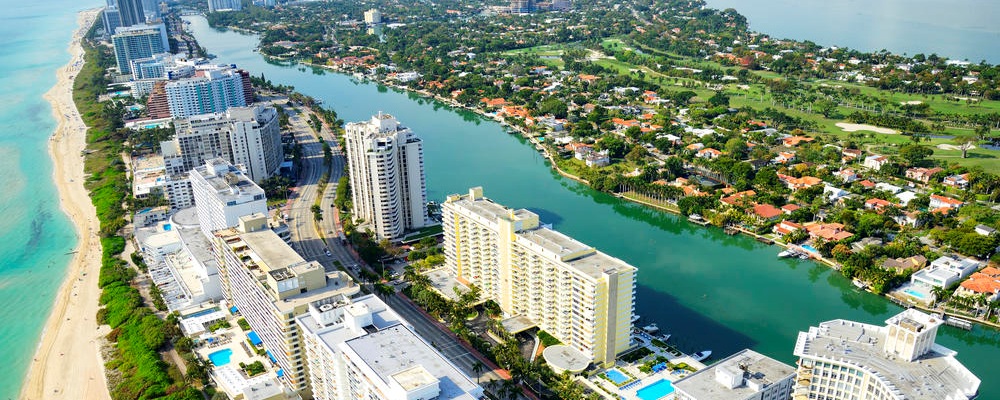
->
[673, 349, 795, 400]
[794, 316, 980, 399]
[445, 189, 636, 280]
[191, 159, 265, 202]
[344, 324, 482, 399]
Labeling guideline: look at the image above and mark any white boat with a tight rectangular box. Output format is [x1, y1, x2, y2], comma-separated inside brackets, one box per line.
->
[631, 314, 641, 323]
[658, 333, 671, 342]
[852, 279, 868, 289]
[778, 249, 797, 258]
[798, 253, 810, 259]
[642, 323, 660, 334]
[691, 350, 712, 362]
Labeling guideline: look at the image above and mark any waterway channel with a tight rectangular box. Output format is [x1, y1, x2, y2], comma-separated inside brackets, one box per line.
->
[185, 16, 1000, 395]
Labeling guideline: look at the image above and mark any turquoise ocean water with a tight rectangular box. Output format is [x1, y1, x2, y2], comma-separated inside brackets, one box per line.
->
[0, 1, 98, 397]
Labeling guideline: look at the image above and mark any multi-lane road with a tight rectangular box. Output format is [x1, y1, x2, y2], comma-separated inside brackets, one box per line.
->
[279, 103, 511, 391]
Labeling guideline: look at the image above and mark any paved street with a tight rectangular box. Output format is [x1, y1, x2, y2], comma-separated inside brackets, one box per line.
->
[278, 103, 521, 395]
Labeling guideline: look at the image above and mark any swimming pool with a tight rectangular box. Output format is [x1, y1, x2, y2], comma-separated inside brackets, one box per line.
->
[208, 349, 233, 366]
[636, 379, 674, 400]
[605, 368, 630, 385]
[800, 244, 818, 253]
[904, 288, 927, 299]
[182, 307, 218, 319]
[163, 223, 172, 231]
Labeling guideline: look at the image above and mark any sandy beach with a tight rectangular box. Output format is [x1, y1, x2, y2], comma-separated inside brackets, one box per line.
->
[19, 8, 111, 400]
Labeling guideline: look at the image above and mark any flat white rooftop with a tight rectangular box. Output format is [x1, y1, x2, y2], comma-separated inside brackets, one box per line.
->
[344, 324, 482, 399]
[794, 318, 980, 399]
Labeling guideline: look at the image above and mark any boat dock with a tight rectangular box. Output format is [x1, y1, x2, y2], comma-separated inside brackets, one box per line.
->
[943, 315, 974, 331]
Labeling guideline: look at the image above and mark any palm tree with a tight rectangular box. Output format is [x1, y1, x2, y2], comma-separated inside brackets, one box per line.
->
[472, 360, 485, 384]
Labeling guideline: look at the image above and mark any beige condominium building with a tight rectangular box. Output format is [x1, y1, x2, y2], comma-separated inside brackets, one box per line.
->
[441, 187, 636, 367]
[792, 309, 980, 400]
[296, 294, 483, 400]
[214, 223, 360, 394]
[673, 348, 795, 400]
[344, 113, 428, 240]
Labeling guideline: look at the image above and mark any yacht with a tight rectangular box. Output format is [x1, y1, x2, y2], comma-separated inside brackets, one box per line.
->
[852, 279, 868, 289]
[778, 249, 797, 258]
[642, 323, 660, 335]
[631, 314, 641, 323]
[691, 350, 712, 362]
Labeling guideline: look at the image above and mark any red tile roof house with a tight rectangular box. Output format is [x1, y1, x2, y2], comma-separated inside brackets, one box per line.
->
[777, 174, 822, 190]
[773, 220, 804, 235]
[929, 194, 964, 210]
[856, 180, 876, 190]
[834, 169, 858, 183]
[696, 148, 723, 159]
[841, 148, 863, 161]
[750, 203, 783, 223]
[781, 204, 801, 215]
[905, 167, 944, 183]
[864, 198, 895, 212]
[804, 222, 854, 242]
[957, 267, 1000, 302]
[720, 190, 756, 207]
[943, 173, 970, 189]
[782, 136, 815, 147]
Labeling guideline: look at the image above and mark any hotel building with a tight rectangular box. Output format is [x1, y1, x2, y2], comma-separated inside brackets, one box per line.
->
[162, 105, 282, 183]
[111, 24, 169, 74]
[164, 67, 249, 118]
[214, 226, 360, 394]
[189, 158, 267, 239]
[441, 187, 636, 367]
[296, 294, 484, 400]
[344, 113, 428, 240]
[792, 309, 980, 400]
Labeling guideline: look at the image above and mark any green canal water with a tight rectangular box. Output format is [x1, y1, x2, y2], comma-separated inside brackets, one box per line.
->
[186, 16, 1000, 395]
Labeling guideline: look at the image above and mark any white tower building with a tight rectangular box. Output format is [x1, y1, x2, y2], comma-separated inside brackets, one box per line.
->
[344, 113, 428, 240]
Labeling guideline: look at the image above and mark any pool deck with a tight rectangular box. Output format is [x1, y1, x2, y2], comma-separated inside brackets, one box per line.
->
[194, 325, 283, 398]
[588, 332, 705, 399]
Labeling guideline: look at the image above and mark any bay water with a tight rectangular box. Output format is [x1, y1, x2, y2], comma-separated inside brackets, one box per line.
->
[187, 15, 1000, 396]
[0, 0, 99, 397]
[703, 0, 1000, 64]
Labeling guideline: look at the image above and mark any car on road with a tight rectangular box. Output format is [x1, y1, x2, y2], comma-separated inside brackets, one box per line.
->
[325, 249, 332, 257]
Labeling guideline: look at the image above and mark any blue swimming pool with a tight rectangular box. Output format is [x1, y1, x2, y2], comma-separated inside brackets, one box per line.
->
[163, 223, 172, 231]
[904, 288, 927, 299]
[636, 379, 675, 400]
[801, 244, 818, 253]
[605, 368, 630, 385]
[182, 307, 218, 319]
[208, 349, 233, 366]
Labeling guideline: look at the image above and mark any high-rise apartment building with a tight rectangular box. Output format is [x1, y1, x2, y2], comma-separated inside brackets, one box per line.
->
[344, 113, 428, 240]
[189, 159, 267, 239]
[214, 227, 360, 393]
[116, 0, 146, 27]
[102, 7, 122, 38]
[296, 294, 484, 400]
[673, 349, 795, 400]
[164, 67, 249, 117]
[161, 105, 282, 183]
[792, 309, 980, 400]
[208, 0, 243, 12]
[441, 187, 636, 367]
[112, 24, 169, 74]
[363, 9, 382, 25]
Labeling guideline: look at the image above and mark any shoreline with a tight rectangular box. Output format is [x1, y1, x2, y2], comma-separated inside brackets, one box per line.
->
[20, 8, 111, 400]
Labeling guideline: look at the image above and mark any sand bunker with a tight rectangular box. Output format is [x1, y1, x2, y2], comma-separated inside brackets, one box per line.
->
[836, 122, 898, 134]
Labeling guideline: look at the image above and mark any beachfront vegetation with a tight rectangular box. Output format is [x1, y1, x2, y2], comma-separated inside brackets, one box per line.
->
[76, 22, 203, 400]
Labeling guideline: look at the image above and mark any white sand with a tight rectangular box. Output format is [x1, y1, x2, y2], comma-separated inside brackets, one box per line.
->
[20, 9, 111, 400]
[836, 122, 898, 134]
[937, 143, 977, 151]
